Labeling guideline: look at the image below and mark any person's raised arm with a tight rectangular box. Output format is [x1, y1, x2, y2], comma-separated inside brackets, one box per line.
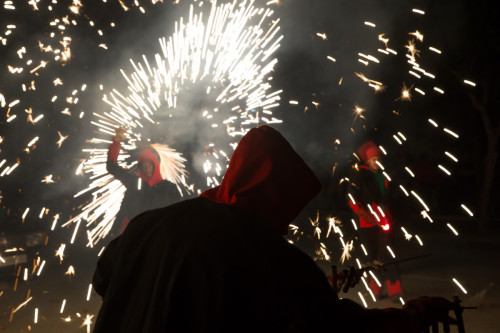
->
[106, 128, 137, 188]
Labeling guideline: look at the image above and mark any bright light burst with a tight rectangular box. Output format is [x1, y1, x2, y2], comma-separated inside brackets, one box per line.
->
[65, 0, 283, 245]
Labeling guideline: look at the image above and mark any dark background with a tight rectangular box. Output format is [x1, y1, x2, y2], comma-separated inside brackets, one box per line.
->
[0, 0, 498, 233]
[0, 1, 499, 331]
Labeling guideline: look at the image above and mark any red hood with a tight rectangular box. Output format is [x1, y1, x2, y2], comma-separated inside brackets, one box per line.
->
[138, 149, 163, 187]
[201, 126, 322, 235]
[357, 140, 380, 164]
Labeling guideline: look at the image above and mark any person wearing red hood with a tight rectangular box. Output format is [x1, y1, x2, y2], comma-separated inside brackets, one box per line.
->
[106, 129, 181, 234]
[348, 140, 403, 300]
[92, 126, 457, 333]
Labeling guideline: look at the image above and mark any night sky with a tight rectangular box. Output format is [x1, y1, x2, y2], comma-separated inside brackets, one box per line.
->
[0, 0, 499, 331]
[0, 0, 498, 243]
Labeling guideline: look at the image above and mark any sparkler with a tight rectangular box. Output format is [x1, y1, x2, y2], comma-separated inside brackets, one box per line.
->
[65, 0, 283, 245]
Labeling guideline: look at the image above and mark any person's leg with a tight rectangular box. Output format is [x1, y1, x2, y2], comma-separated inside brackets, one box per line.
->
[358, 227, 383, 296]
[381, 229, 403, 299]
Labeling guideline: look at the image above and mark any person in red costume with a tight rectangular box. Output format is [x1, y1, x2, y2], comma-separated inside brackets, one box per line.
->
[107, 128, 182, 234]
[348, 140, 403, 300]
[93, 126, 457, 332]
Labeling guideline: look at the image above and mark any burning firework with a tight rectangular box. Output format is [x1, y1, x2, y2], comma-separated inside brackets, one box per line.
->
[65, 0, 283, 245]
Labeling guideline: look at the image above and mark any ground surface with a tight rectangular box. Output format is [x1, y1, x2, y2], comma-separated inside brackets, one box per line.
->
[0, 219, 498, 332]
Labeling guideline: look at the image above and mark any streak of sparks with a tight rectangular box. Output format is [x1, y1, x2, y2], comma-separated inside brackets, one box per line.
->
[358, 292, 368, 308]
[428, 118, 439, 127]
[56, 131, 69, 147]
[55, 244, 66, 261]
[316, 32, 327, 40]
[463, 80, 476, 87]
[350, 219, 358, 231]
[361, 277, 377, 302]
[360, 244, 368, 256]
[438, 164, 451, 176]
[86, 284, 93, 301]
[13, 297, 33, 314]
[65, 265, 75, 278]
[326, 217, 341, 238]
[97, 246, 106, 257]
[60, 299, 67, 313]
[401, 227, 413, 240]
[22, 208, 30, 221]
[36, 260, 46, 276]
[69, 0, 283, 244]
[445, 151, 458, 162]
[393, 135, 403, 145]
[41, 174, 55, 183]
[412, 8, 425, 15]
[409, 30, 424, 42]
[382, 171, 391, 181]
[399, 185, 409, 196]
[411, 191, 430, 212]
[443, 128, 459, 138]
[429, 46, 442, 54]
[81, 314, 94, 333]
[405, 167, 415, 177]
[461, 204, 474, 217]
[386, 246, 396, 258]
[447, 223, 459, 236]
[452, 278, 468, 294]
[369, 271, 382, 287]
[421, 210, 434, 223]
[399, 83, 412, 101]
[414, 87, 425, 95]
[378, 34, 389, 47]
[51, 214, 60, 231]
[340, 240, 353, 264]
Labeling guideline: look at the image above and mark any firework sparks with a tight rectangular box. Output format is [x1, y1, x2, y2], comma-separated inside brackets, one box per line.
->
[316, 32, 327, 40]
[361, 276, 377, 302]
[358, 292, 368, 308]
[60, 299, 67, 314]
[463, 79, 476, 87]
[443, 128, 459, 138]
[461, 204, 474, 217]
[438, 164, 451, 176]
[446, 223, 459, 236]
[340, 240, 353, 264]
[452, 278, 468, 294]
[398, 82, 412, 101]
[56, 131, 69, 147]
[409, 30, 424, 42]
[65, 265, 75, 280]
[401, 227, 413, 240]
[81, 314, 94, 333]
[66, 0, 283, 244]
[428, 118, 439, 127]
[55, 244, 66, 262]
[41, 174, 55, 183]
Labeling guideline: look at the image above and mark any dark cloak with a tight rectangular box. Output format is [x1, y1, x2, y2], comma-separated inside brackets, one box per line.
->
[93, 126, 381, 332]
